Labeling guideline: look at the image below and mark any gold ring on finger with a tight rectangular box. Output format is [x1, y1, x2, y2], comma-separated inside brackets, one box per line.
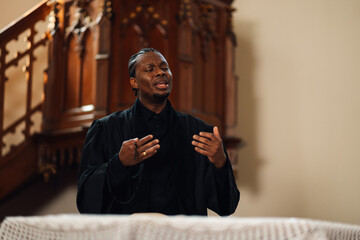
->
[143, 151, 146, 157]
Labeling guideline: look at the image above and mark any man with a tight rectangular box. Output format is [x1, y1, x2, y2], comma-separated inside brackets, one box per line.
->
[77, 48, 239, 216]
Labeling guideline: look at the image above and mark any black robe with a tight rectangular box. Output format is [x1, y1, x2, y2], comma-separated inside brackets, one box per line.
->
[77, 99, 240, 216]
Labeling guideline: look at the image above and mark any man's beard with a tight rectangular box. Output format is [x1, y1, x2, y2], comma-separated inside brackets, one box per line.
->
[153, 92, 170, 102]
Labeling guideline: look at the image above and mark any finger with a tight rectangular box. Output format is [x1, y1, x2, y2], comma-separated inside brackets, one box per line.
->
[138, 135, 153, 146]
[192, 135, 212, 147]
[192, 140, 211, 151]
[213, 126, 222, 140]
[194, 146, 211, 158]
[140, 139, 160, 152]
[140, 144, 160, 160]
[133, 138, 139, 148]
[198, 132, 219, 143]
[122, 138, 139, 153]
[194, 136, 215, 147]
[123, 137, 139, 146]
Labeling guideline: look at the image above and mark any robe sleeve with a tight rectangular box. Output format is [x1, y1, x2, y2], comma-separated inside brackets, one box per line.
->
[191, 121, 239, 216]
[205, 148, 240, 216]
[76, 120, 136, 213]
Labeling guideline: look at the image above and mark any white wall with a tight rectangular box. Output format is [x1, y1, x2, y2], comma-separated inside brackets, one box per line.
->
[232, 0, 360, 225]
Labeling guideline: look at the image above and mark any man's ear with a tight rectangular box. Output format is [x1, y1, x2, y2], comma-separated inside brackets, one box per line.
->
[130, 77, 138, 89]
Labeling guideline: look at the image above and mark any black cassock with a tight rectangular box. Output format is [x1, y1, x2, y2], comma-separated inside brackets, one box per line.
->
[77, 98, 239, 216]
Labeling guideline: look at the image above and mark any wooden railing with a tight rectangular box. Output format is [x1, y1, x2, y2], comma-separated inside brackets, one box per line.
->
[0, 0, 52, 199]
[0, 0, 51, 162]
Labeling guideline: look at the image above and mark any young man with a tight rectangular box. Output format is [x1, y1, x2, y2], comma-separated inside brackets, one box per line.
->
[77, 48, 239, 216]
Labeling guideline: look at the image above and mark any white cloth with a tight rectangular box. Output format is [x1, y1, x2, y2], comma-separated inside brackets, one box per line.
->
[0, 214, 359, 240]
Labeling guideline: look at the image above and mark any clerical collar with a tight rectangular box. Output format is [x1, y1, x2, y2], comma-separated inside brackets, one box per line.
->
[137, 98, 170, 122]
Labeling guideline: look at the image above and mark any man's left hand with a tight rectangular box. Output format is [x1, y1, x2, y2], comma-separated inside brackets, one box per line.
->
[192, 126, 226, 168]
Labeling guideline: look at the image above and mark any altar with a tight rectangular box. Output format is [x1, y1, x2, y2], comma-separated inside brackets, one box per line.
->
[1, 214, 359, 240]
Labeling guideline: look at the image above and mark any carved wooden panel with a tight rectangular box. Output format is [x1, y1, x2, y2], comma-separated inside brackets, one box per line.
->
[43, 0, 238, 140]
[43, 0, 112, 131]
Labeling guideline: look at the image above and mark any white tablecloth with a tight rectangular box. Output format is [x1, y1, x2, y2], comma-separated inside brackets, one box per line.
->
[0, 214, 359, 240]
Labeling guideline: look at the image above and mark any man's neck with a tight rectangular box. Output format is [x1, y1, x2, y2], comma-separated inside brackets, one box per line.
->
[139, 97, 167, 114]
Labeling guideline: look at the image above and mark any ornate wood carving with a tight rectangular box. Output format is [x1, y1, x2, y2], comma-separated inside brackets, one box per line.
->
[37, 127, 87, 182]
[40, 0, 113, 181]
[93, 0, 112, 117]
[43, 0, 112, 131]
[120, 3, 169, 43]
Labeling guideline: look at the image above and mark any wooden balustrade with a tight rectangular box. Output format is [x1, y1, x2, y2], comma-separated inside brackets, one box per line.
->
[0, 0, 50, 161]
[0, 0, 51, 200]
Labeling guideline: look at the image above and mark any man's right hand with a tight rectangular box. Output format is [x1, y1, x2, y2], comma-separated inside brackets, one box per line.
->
[118, 135, 160, 166]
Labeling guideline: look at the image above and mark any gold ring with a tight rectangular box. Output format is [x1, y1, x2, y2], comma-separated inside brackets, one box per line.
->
[143, 151, 146, 157]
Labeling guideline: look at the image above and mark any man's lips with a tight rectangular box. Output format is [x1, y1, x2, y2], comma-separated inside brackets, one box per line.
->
[154, 78, 169, 90]
[154, 83, 169, 90]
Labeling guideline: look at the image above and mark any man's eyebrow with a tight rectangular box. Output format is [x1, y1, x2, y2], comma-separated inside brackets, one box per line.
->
[143, 63, 155, 68]
[144, 61, 168, 67]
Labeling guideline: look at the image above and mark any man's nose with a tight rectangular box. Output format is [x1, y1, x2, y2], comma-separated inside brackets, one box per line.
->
[155, 67, 166, 76]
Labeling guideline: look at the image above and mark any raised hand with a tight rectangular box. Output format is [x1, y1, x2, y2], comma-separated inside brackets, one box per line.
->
[192, 126, 226, 168]
[118, 135, 160, 166]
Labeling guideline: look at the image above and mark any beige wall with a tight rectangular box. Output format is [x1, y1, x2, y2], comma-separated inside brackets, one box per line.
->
[0, 0, 43, 29]
[232, 0, 360, 225]
[1, 0, 360, 225]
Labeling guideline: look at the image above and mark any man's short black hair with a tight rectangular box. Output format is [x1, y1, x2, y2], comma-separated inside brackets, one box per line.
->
[128, 48, 160, 78]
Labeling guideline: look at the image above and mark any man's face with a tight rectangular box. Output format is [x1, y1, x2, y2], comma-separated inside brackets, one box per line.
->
[134, 52, 173, 103]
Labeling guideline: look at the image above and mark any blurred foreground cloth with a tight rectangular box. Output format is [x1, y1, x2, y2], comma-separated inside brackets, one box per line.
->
[0, 214, 360, 240]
